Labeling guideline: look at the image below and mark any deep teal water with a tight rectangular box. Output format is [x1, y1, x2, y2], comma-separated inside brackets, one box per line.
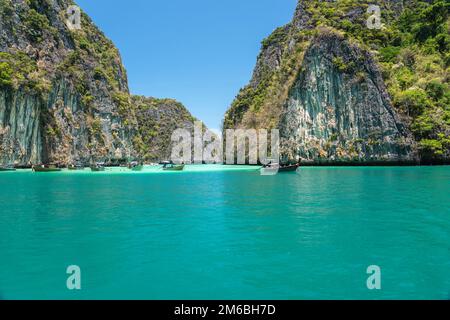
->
[0, 166, 449, 300]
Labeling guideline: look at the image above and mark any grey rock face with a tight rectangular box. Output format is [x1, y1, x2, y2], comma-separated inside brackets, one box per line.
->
[0, 0, 135, 165]
[223, 0, 432, 164]
[133, 96, 197, 162]
[280, 33, 416, 163]
[0, 88, 42, 164]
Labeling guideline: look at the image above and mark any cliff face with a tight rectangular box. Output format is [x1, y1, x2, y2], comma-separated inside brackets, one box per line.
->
[0, 0, 205, 166]
[224, 0, 449, 164]
[0, 88, 42, 163]
[281, 32, 414, 163]
[0, 0, 135, 165]
[132, 96, 197, 163]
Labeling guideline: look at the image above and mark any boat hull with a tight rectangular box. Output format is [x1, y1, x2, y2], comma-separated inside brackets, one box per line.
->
[90, 167, 105, 172]
[68, 166, 85, 171]
[0, 167, 16, 172]
[260, 164, 300, 174]
[163, 164, 185, 171]
[278, 164, 300, 172]
[33, 167, 61, 172]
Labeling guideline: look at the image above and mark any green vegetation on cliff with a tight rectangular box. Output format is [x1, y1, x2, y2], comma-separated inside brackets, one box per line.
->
[380, 1, 450, 159]
[224, 0, 449, 161]
[1, 0, 203, 165]
[132, 96, 197, 162]
[0, 0, 138, 165]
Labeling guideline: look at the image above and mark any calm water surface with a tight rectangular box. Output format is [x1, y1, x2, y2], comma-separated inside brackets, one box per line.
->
[0, 166, 449, 299]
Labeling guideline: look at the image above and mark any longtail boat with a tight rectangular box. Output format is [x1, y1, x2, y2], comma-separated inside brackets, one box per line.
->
[128, 161, 144, 171]
[68, 164, 85, 170]
[32, 164, 61, 172]
[260, 162, 300, 175]
[278, 163, 300, 172]
[260, 163, 280, 176]
[162, 161, 185, 171]
[90, 163, 105, 172]
[0, 165, 16, 172]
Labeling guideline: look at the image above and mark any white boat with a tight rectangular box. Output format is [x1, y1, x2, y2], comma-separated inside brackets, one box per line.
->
[260, 163, 280, 176]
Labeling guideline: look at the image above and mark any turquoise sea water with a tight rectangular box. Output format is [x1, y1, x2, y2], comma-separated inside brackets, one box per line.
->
[0, 165, 449, 300]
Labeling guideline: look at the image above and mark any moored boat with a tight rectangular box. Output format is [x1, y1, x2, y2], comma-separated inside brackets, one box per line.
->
[0, 165, 16, 172]
[68, 163, 85, 170]
[32, 164, 61, 172]
[260, 163, 280, 176]
[128, 161, 144, 171]
[90, 163, 106, 172]
[278, 163, 300, 172]
[260, 162, 300, 175]
[162, 161, 185, 171]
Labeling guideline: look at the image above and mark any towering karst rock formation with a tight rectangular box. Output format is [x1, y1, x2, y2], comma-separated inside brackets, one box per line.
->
[224, 0, 449, 164]
[0, 0, 197, 166]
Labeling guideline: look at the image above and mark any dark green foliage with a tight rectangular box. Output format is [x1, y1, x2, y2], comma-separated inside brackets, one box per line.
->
[261, 27, 288, 50]
[0, 0, 14, 23]
[394, 88, 432, 117]
[386, 1, 449, 158]
[425, 80, 446, 101]
[379, 46, 401, 63]
[0, 62, 13, 88]
[398, 0, 449, 47]
[22, 8, 55, 43]
[0, 51, 42, 91]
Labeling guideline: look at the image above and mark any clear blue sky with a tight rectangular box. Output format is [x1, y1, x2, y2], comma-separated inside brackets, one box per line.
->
[76, 0, 297, 130]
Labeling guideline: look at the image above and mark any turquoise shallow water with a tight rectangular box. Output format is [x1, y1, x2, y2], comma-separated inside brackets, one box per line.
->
[0, 165, 449, 300]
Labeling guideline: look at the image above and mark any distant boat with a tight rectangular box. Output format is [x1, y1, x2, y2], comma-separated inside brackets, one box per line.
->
[260, 162, 300, 175]
[162, 161, 185, 171]
[90, 163, 105, 172]
[128, 161, 144, 171]
[260, 163, 280, 176]
[68, 164, 84, 170]
[32, 164, 61, 172]
[278, 163, 300, 172]
[0, 165, 16, 172]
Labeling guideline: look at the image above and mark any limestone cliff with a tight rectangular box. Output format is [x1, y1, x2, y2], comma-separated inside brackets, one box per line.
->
[0, 0, 204, 166]
[281, 31, 414, 163]
[0, 0, 136, 166]
[132, 96, 197, 163]
[224, 0, 449, 164]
